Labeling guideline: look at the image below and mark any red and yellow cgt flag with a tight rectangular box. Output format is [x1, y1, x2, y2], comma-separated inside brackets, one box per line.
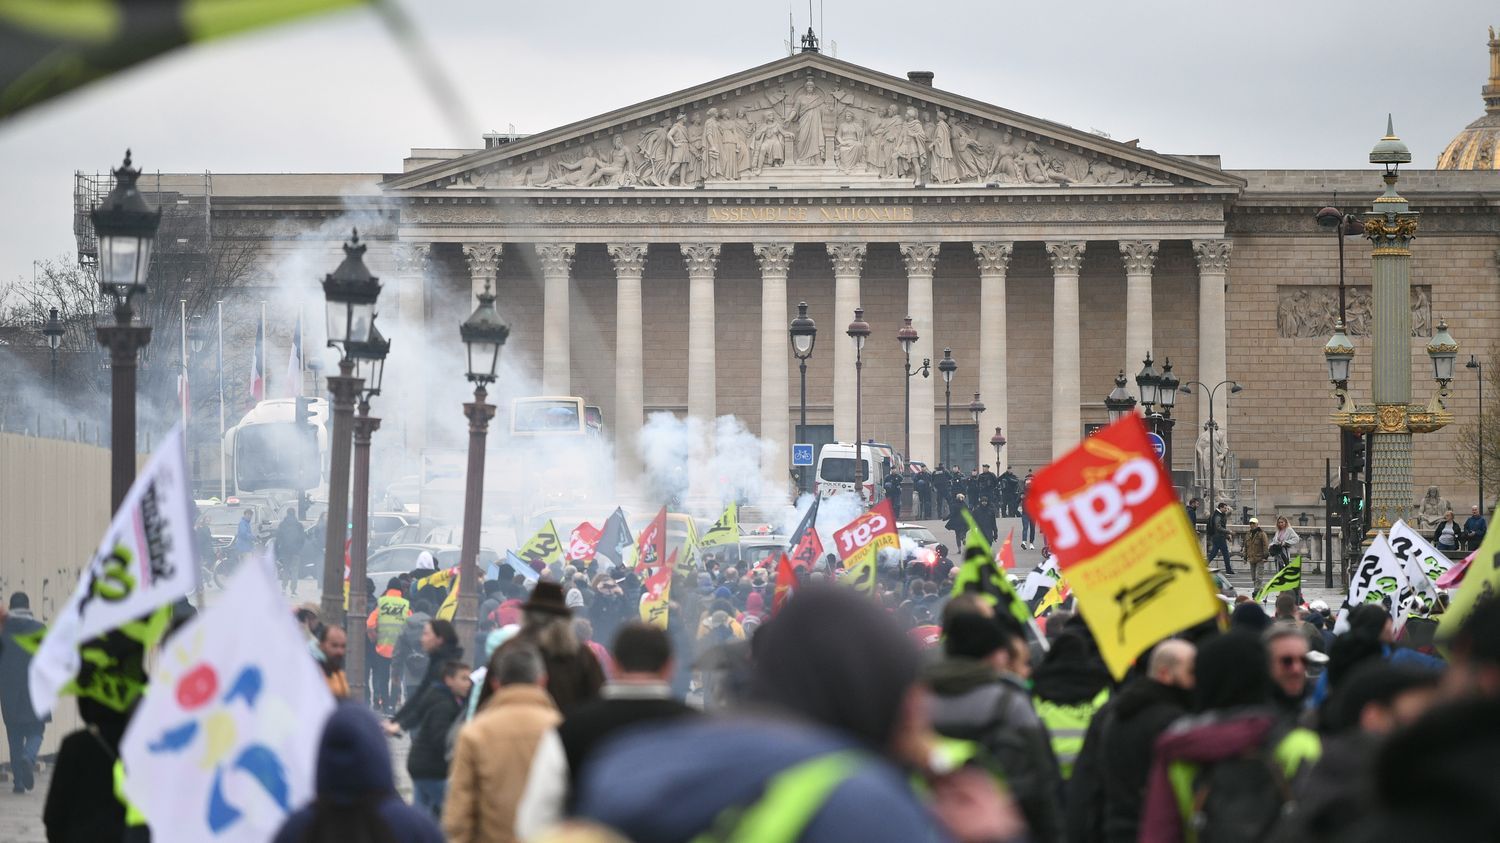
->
[1024, 415, 1222, 678]
[639, 550, 675, 629]
[834, 499, 898, 594]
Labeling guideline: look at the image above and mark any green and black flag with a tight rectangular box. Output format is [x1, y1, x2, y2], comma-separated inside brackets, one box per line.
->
[951, 509, 1048, 649]
[1, 0, 365, 120]
[1255, 555, 1303, 603]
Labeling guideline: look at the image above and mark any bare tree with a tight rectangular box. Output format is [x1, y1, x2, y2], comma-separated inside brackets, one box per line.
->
[1453, 345, 1500, 505]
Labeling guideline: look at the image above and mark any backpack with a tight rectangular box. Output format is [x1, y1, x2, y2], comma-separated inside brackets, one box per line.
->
[1188, 728, 1296, 843]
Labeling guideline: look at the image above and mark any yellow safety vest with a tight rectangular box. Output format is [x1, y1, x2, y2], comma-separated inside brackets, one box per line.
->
[373, 592, 410, 656]
[1034, 687, 1110, 779]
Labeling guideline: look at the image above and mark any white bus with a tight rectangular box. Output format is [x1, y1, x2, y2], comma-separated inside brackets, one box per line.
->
[222, 398, 328, 497]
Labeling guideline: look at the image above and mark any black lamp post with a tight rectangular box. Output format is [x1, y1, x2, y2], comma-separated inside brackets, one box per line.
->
[42, 307, 64, 395]
[847, 307, 872, 503]
[1315, 205, 1365, 327]
[344, 318, 389, 705]
[897, 316, 930, 466]
[1105, 370, 1137, 423]
[454, 281, 509, 651]
[1469, 355, 1485, 512]
[989, 426, 1006, 467]
[318, 230, 379, 626]
[790, 302, 817, 494]
[1157, 358, 1179, 470]
[968, 393, 986, 470]
[938, 348, 957, 470]
[92, 151, 161, 512]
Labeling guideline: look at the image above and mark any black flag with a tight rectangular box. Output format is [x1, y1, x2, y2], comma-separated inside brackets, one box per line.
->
[595, 507, 634, 572]
[786, 497, 824, 571]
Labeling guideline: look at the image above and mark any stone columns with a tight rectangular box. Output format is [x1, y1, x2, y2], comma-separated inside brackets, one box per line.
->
[1119, 240, 1159, 376]
[392, 242, 430, 453]
[974, 242, 1013, 461]
[755, 243, 795, 490]
[681, 244, 721, 426]
[607, 243, 648, 481]
[1193, 240, 1232, 434]
[538, 244, 575, 395]
[1046, 241, 1087, 458]
[462, 243, 501, 309]
[901, 243, 940, 467]
[827, 244, 866, 443]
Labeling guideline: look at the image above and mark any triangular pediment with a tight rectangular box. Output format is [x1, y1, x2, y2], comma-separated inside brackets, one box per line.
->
[384, 52, 1241, 193]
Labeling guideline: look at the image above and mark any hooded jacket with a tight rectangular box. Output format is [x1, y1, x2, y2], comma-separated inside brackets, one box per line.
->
[0, 606, 45, 729]
[1029, 631, 1112, 779]
[272, 704, 443, 843]
[575, 718, 943, 843]
[1089, 678, 1193, 843]
[392, 610, 433, 689]
[925, 657, 1064, 843]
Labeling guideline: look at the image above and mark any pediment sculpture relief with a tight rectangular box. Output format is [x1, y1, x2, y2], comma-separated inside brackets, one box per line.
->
[460, 79, 1174, 190]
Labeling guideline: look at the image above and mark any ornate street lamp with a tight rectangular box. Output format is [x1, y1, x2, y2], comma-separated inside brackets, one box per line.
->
[968, 392, 986, 427]
[1427, 318, 1458, 403]
[1105, 370, 1137, 423]
[789, 302, 817, 495]
[41, 307, 64, 393]
[318, 230, 379, 626]
[989, 426, 1007, 467]
[897, 316, 930, 467]
[344, 318, 390, 705]
[1157, 357, 1179, 469]
[938, 348, 957, 470]
[1325, 319, 1354, 409]
[1181, 379, 1243, 513]
[454, 280, 509, 649]
[1134, 352, 1160, 412]
[92, 151, 161, 511]
[846, 307, 871, 503]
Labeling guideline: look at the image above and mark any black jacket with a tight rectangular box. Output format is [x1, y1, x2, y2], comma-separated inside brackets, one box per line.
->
[44, 725, 126, 843]
[1208, 509, 1230, 539]
[557, 684, 696, 806]
[1094, 678, 1193, 843]
[0, 608, 45, 729]
[392, 641, 463, 731]
[406, 689, 462, 780]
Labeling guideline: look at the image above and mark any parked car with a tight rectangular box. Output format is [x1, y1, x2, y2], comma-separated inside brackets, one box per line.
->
[732, 535, 790, 570]
[897, 523, 940, 547]
[365, 543, 501, 579]
[368, 511, 417, 548]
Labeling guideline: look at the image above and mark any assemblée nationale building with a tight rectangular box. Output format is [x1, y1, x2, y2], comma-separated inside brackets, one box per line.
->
[129, 39, 1500, 517]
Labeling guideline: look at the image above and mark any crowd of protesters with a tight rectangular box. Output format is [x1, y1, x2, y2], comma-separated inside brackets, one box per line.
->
[244, 532, 1500, 843]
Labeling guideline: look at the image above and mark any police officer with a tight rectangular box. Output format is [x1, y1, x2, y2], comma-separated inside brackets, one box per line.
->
[883, 470, 904, 519]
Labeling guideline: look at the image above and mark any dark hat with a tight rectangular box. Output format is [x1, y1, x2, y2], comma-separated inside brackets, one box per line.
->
[1230, 602, 1272, 633]
[521, 581, 571, 616]
[943, 612, 1007, 660]
[8, 592, 29, 610]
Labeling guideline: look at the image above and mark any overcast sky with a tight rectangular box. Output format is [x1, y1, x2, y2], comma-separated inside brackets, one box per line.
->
[1, 0, 1495, 288]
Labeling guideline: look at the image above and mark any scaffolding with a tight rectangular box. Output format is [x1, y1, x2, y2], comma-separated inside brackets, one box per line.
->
[74, 169, 215, 277]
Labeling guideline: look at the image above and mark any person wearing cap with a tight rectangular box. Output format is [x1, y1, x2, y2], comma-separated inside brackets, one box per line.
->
[1244, 517, 1269, 591]
[516, 582, 604, 714]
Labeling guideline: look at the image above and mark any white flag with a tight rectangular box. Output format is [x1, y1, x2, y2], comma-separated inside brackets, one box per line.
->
[1337, 532, 1410, 635]
[120, 557, 333, 843]
[30, 423, 198, 717]
[1387, 519, 1454, 583]
[1020, 553, 1060, 601]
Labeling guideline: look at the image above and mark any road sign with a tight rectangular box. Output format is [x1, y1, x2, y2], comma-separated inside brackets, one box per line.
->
[1146, 432, 1166, 460]
[792, 443, 815, 467]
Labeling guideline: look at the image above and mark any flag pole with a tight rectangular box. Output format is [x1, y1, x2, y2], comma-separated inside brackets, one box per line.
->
[217, 300, 226, 500]
[179, 299, 188, 433]
[260, 300, 268, 399]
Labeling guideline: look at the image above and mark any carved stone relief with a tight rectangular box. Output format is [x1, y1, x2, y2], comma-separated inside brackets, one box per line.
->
[460, 76, 1176, 191]
[1275, 285, 1432, 339]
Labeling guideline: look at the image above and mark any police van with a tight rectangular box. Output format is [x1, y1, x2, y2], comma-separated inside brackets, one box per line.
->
[814, 441, 902, 503]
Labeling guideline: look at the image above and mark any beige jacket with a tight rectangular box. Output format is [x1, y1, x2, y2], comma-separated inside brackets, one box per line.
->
[443, 684, 562, 843]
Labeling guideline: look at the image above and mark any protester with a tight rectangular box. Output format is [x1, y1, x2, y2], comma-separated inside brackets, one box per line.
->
[1461, 503, 1487, 551]
[272, 704, 443, 843]
[233, 507, 256, 563]
[274, 509, 306, 594]
[407, 661, 471, 819]
[523, 623, 697, 824]
[1265, 625, 1312, 718]
[394, 599, 435, 706]
[1244, 517, 1269, 589]
[1019, 470, 1037, 549]
[926, 610, 1063, 842]
[576, 585, 1020, 842]
[946, 493, 969, 549]
[1028, 626, 1111, 782]
[390, 619, 463, 734]
[367, 577, 412, 712]
[42, 697, 135, 843]
[1, 592, 46, 793]
[1432, 509, 1462, 553]
[516, 582, 604, 713]
[1075, 639, 1196, 843]
[317, 622, 350, 700]
[445, 643, 562, 843]
[1206, 502, 1234, 574]
[1139, 632, 1321, 843]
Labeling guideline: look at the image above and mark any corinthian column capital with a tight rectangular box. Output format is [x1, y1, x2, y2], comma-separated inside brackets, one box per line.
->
[537, 244, 575, 275]
[826, 243, 867, 275]
[1118, 240, 1159, 275]
[753, 243, 795, 275]
[462, 243, 501, 278]
[1046, 241, 1087, 274]
[681, 243, 721, 275]
[393, 242, 431, 275]
[607, 243, 649, 275]
[1192, 239, 1233, 272]
[972, 241, 1014, 275]
[900, 242, 941, 275]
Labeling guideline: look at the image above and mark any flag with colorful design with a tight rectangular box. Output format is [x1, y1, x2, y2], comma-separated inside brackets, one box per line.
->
[567, 522, 601, 565]
[834, 499, 897, 594]
[699, 503, 739, 549]
[997, 528, 1018, 569]
[1255, 555, 1303, 603]
[639, 551, 676, 628]
[773, 553, 797, 614]
[1034, 577, 1072, 618]
[633, 507, 668, 571]
[516, 520, 566, 572]
[120, 558, 333, 843]
[952, 509, 1046, 649]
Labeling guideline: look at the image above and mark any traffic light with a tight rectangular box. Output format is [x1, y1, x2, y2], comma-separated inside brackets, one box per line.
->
[1344, 430, 1366, 475]
[295, 396, 313, 519]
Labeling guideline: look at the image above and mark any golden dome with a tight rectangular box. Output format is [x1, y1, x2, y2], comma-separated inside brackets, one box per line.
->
[1438, 26, 1500, 169]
